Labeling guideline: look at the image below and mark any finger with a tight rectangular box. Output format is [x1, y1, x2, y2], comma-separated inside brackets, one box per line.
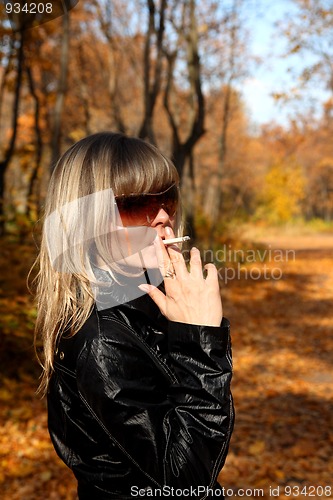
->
[204, 263, 219, 282]
[138, 284, 167, 316]
[167, 244, 188, 278]
[189, 247, 203, 279]
[164, 226, 187, 278]
[154, 236, 173, 276]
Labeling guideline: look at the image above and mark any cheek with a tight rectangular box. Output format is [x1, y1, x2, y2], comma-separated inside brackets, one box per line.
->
[139, 245, 159, 269]
[169, 216, 176, 229]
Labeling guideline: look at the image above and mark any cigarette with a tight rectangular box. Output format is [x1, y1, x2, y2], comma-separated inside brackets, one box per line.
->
[163, 236, 190, 245]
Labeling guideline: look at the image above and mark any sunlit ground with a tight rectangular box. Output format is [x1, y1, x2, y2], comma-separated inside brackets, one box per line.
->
[1, 226, 332, 499]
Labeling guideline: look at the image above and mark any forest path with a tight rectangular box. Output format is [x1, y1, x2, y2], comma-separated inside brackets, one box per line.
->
[219, 230, 333, 499]
[0, 233, 332, 499]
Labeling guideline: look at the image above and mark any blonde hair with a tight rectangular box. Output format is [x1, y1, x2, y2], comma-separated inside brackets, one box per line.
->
[33, 132, 181, 395]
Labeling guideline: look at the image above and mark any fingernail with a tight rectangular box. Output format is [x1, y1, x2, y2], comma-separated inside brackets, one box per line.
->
[138, 284, 150, 293]
[165, 226, 172, 235]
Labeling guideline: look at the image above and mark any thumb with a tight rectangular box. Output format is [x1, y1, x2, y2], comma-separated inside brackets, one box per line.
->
[138, 284, 167, 315]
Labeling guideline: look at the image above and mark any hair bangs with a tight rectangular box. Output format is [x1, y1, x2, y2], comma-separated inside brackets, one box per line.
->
[112, 137, 179, 197]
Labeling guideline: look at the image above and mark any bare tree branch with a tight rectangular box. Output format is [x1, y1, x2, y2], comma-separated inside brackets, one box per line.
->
[139, 0, 167, 143]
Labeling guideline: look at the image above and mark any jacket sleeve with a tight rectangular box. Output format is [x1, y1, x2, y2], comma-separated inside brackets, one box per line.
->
[76, 316, 234, 490]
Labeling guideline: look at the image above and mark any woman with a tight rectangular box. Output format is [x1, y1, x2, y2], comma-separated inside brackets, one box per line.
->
[34, 132, 234, 499]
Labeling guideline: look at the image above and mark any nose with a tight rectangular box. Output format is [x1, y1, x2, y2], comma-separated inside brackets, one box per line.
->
[150, 208, 175, 238]
[150, 208, 171, 227]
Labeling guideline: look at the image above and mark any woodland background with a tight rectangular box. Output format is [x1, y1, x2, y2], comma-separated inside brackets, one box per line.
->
[0, 0, 332, 498]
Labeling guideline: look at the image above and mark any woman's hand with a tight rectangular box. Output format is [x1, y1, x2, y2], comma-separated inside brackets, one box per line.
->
[139, 229, 223, 327]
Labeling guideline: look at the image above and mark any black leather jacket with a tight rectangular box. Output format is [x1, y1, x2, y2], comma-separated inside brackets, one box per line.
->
[48, 279, 234, 500]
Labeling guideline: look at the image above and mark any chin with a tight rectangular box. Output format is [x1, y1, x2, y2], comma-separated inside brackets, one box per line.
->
[118, 245, 159, 271]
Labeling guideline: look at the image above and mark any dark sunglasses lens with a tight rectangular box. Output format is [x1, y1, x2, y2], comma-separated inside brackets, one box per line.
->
[159, 184, 178, 215]
[116, 197, 149, 225]
[116, 184, 178, 225]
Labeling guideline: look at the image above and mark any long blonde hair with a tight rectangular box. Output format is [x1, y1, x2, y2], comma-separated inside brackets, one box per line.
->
[33, 132, 181, 395]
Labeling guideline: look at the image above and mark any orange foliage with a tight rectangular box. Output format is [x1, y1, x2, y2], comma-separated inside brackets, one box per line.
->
[1, 231, 333, 498]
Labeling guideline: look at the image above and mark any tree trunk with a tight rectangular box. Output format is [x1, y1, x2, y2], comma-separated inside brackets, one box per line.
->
[50, 9, 70, 172]
[77, 44, 92, 136]
[139, 0, 166, 144]
[26, 63, 43, 219]
[164, 0, 205, 179]
[0, 29, 25, 235]
[0, 37, 15, 130]
[93, 0, 127, 134]
[163, 0, 205, 240]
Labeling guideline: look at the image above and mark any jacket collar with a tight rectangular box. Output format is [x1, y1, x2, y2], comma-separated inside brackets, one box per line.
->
[92, 264, 165, 322]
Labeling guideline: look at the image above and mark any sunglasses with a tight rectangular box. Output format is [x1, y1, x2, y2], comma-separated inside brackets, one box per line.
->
[115, 183, 179, 226]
